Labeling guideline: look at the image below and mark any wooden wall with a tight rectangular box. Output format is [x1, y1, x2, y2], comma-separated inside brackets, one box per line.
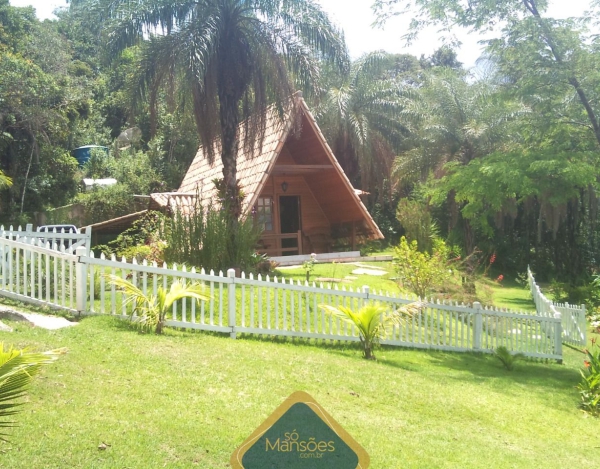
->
[258, 171, 331, 254]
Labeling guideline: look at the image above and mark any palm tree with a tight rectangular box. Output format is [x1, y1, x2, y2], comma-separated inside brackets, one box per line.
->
[319, 301, 422, 359]
[393, 69, 527, 252]
[0, 343, 64, 441]
[314, 51, 408, 194]
[88, 0, 348, 218]
[395, 69, 525, 180]
[106, 275, 211, 334]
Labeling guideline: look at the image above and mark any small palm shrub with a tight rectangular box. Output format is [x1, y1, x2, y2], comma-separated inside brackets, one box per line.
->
[579, 340, 600, 416]
[0, 343, 65, 440]
[493, 346, 525, 371]
[106, 275, 211, 334]
[319, 302, 423, 359]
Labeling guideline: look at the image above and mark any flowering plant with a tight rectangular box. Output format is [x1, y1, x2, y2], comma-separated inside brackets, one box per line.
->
[578, 338, 600, 416]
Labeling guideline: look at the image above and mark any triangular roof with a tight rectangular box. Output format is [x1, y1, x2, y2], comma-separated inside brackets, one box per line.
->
[153, 94, 383, 239]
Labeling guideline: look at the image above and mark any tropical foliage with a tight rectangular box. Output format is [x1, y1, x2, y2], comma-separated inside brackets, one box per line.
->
[579, 340, 600, 416]
[393, 236, 451, 299]
[493, 346, 525, 371]
[315, 51, 407, 190]
[162, 203, 262, 272]
[90, 0, 348, 217]
[0, 343, 64, 440]
[1, 0, 600, 291]
[319, 302, 422, 359]
[106, 275, 211, 334]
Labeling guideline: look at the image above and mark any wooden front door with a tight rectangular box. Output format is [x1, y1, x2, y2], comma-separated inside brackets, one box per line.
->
[279, 195, 301, 255]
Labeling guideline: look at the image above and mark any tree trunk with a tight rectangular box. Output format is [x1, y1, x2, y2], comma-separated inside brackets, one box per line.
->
[218, 90, 242, 220]
[524, 0, 600, 146]
[20, 134, 36, 215]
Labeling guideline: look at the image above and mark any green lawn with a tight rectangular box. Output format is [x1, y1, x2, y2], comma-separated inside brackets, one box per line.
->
[0, 309, 596, 469]
[491, 281, 535, 312]
[276, 260, 537, 311]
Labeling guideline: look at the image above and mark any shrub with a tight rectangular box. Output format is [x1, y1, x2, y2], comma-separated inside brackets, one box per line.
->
[162, 203, 262, 272]
[106, 275, 210, 334]
[578, 340, 600, 416]
[302, 253, 317, 282]
[319, 302, 423, 360]
[493, 346, 525, 371]
[77, 184, 135, 225]
[97, 211, 167, 263]
[396, 199, 438, 253]
[549, 279, 600, 310]
[393, 236, 451, 298]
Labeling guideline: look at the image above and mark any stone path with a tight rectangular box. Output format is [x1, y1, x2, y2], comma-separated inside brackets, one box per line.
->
[0, 306, 78, 331]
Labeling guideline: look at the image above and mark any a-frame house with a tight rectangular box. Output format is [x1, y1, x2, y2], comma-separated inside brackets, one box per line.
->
[150, 94, 383, 257]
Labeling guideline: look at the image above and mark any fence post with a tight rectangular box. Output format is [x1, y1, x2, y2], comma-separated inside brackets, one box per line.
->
[228, 268, 237, 339]
[83, 226, 92, 254]
[362, 285, 370, 305]
[473, 301, 482, 351]
[76, 246, 87, 315]
[553, 309, 563, 364]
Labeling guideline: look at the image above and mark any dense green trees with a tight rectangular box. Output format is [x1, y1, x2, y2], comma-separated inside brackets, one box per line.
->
[2, 0, 600, 286]
[88, 0, 348, 218]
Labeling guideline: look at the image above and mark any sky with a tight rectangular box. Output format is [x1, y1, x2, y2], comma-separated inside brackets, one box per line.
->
[9, 0, 595, 67]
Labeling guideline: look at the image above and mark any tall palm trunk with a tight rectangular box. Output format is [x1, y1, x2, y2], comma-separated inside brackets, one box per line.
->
[218, 90, 242, 219]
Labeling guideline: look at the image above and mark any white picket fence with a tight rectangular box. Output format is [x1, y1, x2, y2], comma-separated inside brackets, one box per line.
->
[0, 236, 79, 312]
[528, 267, 586, 346]
[0, 237, 564, 361]
[0, 224, 91, 255]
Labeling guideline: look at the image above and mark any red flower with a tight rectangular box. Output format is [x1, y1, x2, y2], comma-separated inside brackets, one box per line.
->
[490, 253, 496, 264]
[584, 360, 591, 368]
[496, 274, 504, 282]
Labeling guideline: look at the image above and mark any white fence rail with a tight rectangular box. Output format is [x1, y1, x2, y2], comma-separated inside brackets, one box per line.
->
[0, 237, 564, 361]
[528, 267, 586, 346]
[0, 224, 91, 255]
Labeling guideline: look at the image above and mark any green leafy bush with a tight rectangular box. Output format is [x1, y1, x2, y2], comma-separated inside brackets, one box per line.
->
[302, 253, 317, 282]
[162, 203, 261, 272]
[579, 340, 600, 416]
[396, 198, 438, 253]
[77, 184, 135, 225]
[393, 236, 451, 298]
[96, 211, 167, 263]
[549, 279, 600, 310]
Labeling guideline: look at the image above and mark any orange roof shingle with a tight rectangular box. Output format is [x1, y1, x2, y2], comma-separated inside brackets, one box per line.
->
[153, 94, 383, 239]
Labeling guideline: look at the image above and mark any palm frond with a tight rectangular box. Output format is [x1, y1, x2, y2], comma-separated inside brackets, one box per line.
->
[163, 280, 211, 311]
[0, 344, 65, 440]
[319, 302, 422, 359]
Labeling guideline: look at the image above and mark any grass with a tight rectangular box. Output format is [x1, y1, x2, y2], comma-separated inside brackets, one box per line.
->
[0, 308, 596, 469]
[492, 281, 535, 312]
[276, 260, 537, 311]
[275, 261, 399, 294]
